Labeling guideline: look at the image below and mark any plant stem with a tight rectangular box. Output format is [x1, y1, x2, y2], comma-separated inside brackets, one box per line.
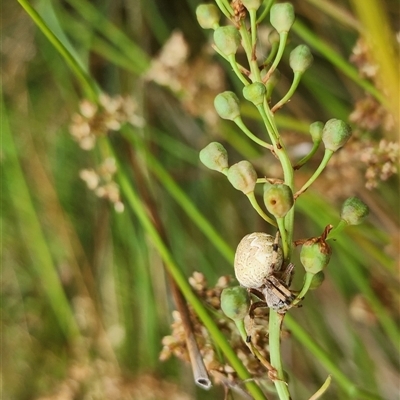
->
[269, 311, 291, 400]
[234, 117, 273, 149]
[18, 0, 99, 102]
[272, 71, 303, 112]
[295, 149, 333, 198]
[247, 192, 277, 227]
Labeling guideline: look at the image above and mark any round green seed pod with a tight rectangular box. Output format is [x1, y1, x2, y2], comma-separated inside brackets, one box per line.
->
[263, 183, 294, 218]
[322, 119, 352, 152]
[214, 26, 241, 56]
[227, 161, 257, 194]
[220, 286, 250, 320]
[300, 238, 332, 274]
[214, 91, 241, 121]
[309, 271, 325, 290]
[340, 196, 369, 225]
[309, 121, 324, 143]
[196, 4, 220, 30]
[289, 45, 313, 74]
[270, 3, 295, 33]
[243, 82, 266, 106]
[199, 142, 229, 173]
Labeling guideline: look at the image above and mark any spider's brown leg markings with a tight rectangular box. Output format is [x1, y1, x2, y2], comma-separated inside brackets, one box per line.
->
[278, 263, 295, 287]
[267, 276, 294, 301]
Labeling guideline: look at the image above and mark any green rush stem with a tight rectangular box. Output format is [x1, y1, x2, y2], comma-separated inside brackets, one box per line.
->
[269, 312, 291, 400]
[284, 315, 382, 400]
[115, 161, 268, 400]
[293, 140, 321, 170]
[272, 71, 303, 113]
[18, 0, 99, 102]
[234, 117, 273, 150]
[247, 192, 277, 227]
[295, 149, 334, 198]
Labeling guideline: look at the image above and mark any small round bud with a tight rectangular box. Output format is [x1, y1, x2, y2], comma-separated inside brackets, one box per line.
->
[309, 271, 325, 290]
[270, 3, 295, 33]
[196, 4, 220, 30]
[263, 183, 294, 218]
[242, 82, 266, 106]
[214, 91, 241, 121]
[199, 142, 229, 173]
[289, 45, 313, 73]
[227, 161, 257, 194]
[220, 286, 250, 320]
[309, 121, 324, 143]
[340, 196, 369, 225]
[213, 26, 241, 56]
[300, 237, 332, 274]
[268, 30, 280, 46]
[234, 232, 283, 288]
[242, 0, 261, 11]
[322, 119, 352, 152]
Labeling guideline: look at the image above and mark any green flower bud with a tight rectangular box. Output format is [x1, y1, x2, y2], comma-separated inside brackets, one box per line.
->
[289, 45, 313, 73]
[220, 286, 250, 320]
[214, 26, 241, 56]
[309, 271, 325, 290]
[199, 142, 229, 173]
[322, 119, 352, 152]
[196, 4, 220, 30]
[227, 161, 257, 194]
[268, 30, 280, 46]
[214, 91, 241, 121]
[263, 183, 294, 218]
[340, 196, 369, 225]
[242, 0, 261, 11]
[270, 3, 295, 33]
[309, 121, 324, 143]
[300, 237, 332, 274]
[242, 82, 266, 106]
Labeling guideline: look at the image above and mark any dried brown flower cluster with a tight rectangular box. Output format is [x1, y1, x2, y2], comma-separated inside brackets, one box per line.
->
[145, 31, 226, 128]
[350, 38, 379, 80]
[231, 0, 247, 24]
[69, 94, 144, 150]
[360, 139, 399, 190]
[160, 272, 278, 391]
[80, 157, 124, 212]
[310, 137, 399, 199]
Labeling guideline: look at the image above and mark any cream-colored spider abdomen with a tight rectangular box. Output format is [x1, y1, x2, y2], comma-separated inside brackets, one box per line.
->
[234, 232, 283, 288]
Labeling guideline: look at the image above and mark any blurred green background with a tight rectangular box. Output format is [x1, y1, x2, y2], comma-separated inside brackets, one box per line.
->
[2, 0, 399, 399]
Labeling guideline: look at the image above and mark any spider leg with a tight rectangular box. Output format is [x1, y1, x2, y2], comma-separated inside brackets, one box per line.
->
[269, 230, 281, 272]
[280, 262, 295, 286]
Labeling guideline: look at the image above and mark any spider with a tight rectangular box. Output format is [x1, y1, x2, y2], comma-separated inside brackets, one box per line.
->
[234, 231, 296, 316]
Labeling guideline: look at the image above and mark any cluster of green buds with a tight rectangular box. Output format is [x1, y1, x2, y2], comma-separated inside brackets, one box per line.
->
[195, 2, 369, 398]
[197, 0, 369, 281]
